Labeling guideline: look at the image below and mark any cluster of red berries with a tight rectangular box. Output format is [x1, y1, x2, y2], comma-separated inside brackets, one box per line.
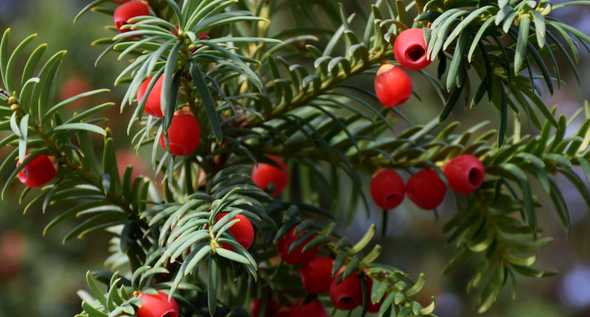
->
[370, 154, 485, 211]
[249, 226, 383, 315]
[374, 28, 430, 108]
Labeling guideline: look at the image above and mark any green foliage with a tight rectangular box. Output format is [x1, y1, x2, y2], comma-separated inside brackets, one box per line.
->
[2, 0, 590, 316]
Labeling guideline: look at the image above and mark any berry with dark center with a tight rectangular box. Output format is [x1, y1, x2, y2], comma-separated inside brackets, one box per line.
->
[443, 154, 485, 194]
[136, 292, 180, 317]
[299, 256, 334, 293]
[159, 110, 201, 156]
[374, 64, 413, 108]
[137, 76, 164, 117]
[406, 168, 447, 210]
[215, 212, 255, 250]
[370, 168, 405, 210]
[251, 156, 289, 197]
[17, 155, 57, 188]
[114, 0, 150, 32]
[277, 226, 318, 265]
[329, 271, 363, 310]
[393, 28, 431, 71]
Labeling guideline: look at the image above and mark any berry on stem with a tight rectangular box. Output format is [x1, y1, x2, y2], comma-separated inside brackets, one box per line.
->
[137, 76, 164, 117]
[299, 256, 334, 293]
[159, 110, 201, 156]
[374, 64, 413, 108]
[277, 226, 318, 265]
[393, 28, 431, 71]
[251, 156, 289, 197]
[443, 154, 485, 194]
[215, 212, 255, 250]
[114, 0, 150, 32]
[370, 168, 405, 210]
[406, 168, 447, 210]
[136, 292, 180, 317]
[329, 271, 363, 310]
[17, 155, 57, 188]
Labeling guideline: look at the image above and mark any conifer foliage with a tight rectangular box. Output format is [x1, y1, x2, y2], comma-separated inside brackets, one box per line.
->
[1, 0, 590, 315]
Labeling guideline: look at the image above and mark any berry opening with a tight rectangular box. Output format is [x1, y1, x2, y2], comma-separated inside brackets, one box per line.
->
[162, 313, 177, 317]
[385, 193, 402, 203]
[406, 44, 426, 62]
[339, 296, 354, 305]
[468, 168, 484, 187]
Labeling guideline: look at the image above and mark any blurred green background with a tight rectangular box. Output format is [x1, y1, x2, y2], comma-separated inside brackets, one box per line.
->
[0, 1, 589, 316]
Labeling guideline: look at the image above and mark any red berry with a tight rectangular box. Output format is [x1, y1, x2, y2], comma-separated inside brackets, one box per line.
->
[198, 32, 209, 40]
[329, 271, 363, 310]
[251, 156, 289, 197]
[299, 256, 334, 293]
[289, 300, 328, 317]
[393, 28, 431, 71]
[374, 64, 413, 108]
[114, 0, 150, 32]
[250, 298, 280, 317]
[117, 150, 148, 179]
[0, 231, 26, 280]
[277, 226, 318, 265]
[136, 292, 180, 317]
[370, 168, 405, 210]
[443, 154, 485, 194]
[160, 110, 201, 156]
[406, 169, 447, 210]
[137, 76, 164, 117]
[215, 212, 255, 250]
[60, 75, 90, 108]
[17, 155, 57, 188]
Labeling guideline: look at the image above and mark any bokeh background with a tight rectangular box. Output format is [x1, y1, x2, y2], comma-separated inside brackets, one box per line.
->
[0, 1, 589, 316]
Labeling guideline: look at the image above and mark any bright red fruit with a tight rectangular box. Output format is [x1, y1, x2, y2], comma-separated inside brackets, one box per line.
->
[393, 28, 431, 71]
[374, 64, 413, 108]
[299, 256, 334, 293]
[251, 156, 289, 197]
[17, 155, 57, 188]
[250, 298, 280, 317]
[443, 154, 485, 194]
[215, 212, 255, 250]
[137, 76, 164, 117]
[114, 0, 150, 32]
[370, 168, 405, 210]
[277, 226, 318, 265]
[136, 292, 180, 317]
[329, 271, 363, 310]
[406, 169, 447, 210]
[289, 300, 328, 317]
[159, 110, 201, 156]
